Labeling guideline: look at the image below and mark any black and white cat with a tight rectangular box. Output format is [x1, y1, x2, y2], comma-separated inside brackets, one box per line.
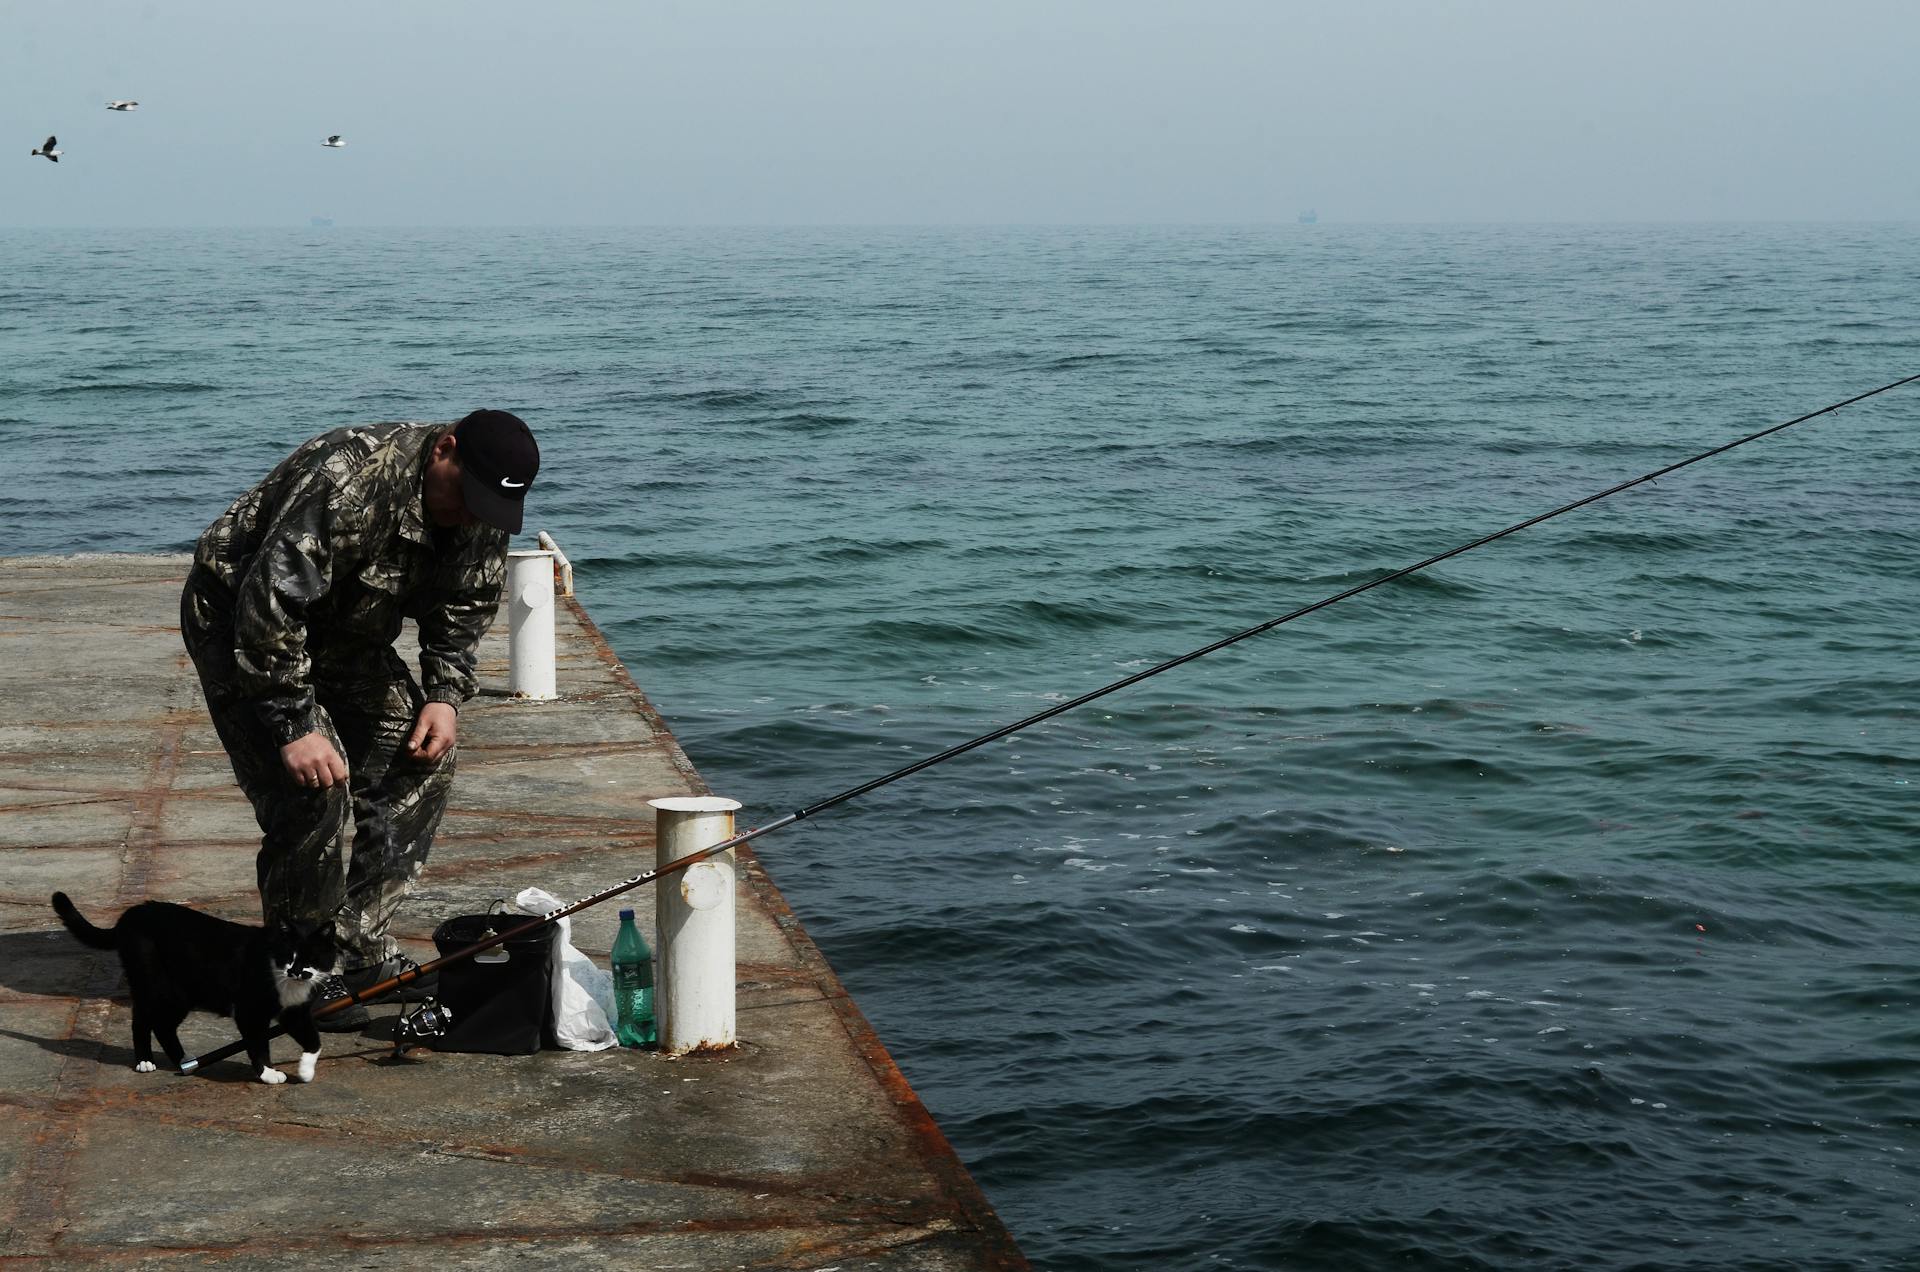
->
[51, 892, 340, 1085]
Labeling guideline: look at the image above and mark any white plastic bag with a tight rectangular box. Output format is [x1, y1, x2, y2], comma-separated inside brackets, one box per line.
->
[514, 887, 617, 1051]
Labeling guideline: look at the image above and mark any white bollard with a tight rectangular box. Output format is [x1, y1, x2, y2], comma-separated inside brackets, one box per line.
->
[649, 795, 742, 1055]
[507, 549, 557, 699]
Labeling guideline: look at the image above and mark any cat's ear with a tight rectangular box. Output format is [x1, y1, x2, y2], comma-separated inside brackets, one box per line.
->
[264, 919, 302, 962]
[295, 923, 341, 968]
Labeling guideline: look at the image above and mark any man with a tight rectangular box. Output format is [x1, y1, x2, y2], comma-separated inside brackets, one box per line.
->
[181, 410, 539, 1029]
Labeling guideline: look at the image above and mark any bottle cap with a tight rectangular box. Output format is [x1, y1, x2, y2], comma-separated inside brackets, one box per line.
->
[618, 908, 634, 920]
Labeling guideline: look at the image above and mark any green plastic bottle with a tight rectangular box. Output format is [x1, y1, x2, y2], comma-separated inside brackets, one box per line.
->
[611, 909, 656, 1047]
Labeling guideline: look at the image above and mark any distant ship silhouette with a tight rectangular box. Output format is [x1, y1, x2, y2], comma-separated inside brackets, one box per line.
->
[309, 216, 334, 228]
[1297, 209, 1318, 224]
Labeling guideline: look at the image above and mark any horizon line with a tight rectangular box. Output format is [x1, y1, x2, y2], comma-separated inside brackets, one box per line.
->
[3, 217, 1917, 232]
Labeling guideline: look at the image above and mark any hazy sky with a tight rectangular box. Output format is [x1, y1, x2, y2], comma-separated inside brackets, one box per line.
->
[6, 0, 1917, 226]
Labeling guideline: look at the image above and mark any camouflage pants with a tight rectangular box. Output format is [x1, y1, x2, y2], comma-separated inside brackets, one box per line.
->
[181, 574, 455, 969]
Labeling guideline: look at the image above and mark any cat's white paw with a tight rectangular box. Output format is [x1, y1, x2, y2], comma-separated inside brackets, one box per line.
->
[295, 1051, 319, 1083]
[133, 1060, 157, 1073]
[257, 1066, 288, 1085]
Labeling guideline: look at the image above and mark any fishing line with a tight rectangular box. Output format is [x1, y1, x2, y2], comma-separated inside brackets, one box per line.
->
[182, 371, 1918, 1072]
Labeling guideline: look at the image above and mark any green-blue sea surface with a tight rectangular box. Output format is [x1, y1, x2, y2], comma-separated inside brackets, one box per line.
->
[3, 224, 1916, 1269]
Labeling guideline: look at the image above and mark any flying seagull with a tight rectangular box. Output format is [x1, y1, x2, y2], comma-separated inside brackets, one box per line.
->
[31, 136, 60, 163]
[321, 135, 345, 148]
[106, 100, 138, 111]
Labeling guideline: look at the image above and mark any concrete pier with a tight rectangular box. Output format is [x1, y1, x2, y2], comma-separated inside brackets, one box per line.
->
[0, 554, 1027, 1270]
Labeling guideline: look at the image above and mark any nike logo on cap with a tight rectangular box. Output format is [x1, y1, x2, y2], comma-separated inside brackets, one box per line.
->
[500, 478, 526, 489]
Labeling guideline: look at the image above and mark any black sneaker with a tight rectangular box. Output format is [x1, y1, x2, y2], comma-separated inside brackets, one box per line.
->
[346, 956, 439, 1003]
[313, 959, 438, 1031]
[312, 975, 372, 1031]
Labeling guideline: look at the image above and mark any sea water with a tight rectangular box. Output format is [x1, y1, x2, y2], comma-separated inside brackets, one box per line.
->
[2, 223, 1915, 1269]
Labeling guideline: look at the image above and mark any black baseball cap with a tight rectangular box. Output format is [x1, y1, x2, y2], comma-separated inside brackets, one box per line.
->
[452, 409, 539, 533]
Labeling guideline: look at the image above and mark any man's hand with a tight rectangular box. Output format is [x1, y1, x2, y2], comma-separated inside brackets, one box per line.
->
[281, 732, 349, 789]
[407, 701, 459, 763]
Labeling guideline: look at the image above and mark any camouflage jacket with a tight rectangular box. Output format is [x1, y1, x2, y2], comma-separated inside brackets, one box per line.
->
[190, 422, 508, 746]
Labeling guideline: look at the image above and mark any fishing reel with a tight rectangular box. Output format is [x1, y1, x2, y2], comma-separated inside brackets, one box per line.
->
[392, 997, 455, 1057]
[373, 954, 452, 1060]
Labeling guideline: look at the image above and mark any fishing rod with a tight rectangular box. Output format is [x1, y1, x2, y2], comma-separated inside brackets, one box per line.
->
[181, 372, 1919, 1073]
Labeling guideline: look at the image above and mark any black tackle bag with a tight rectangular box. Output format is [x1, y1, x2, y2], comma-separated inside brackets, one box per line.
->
[428, 910, 558, 1054]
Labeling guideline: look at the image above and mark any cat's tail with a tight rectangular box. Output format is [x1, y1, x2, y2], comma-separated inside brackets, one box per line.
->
[50, 892, 118, 950]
